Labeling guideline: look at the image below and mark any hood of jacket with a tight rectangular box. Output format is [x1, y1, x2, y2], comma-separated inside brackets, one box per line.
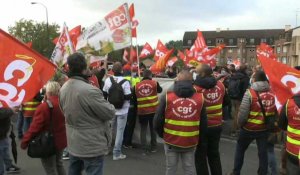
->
[251, 81, 270, 92]
[174, 80, 194, 98]
[194, 76, 217, 89]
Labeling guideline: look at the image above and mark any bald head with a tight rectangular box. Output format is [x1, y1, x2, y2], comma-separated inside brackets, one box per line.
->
[196, 64, 213, 77]
[176, 70, 193, 81]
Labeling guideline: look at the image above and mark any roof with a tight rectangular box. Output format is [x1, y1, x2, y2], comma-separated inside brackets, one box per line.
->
[183, 29, 285, 47]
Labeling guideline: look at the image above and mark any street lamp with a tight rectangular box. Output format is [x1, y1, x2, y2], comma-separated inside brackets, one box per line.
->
[31, 2, 49, 54]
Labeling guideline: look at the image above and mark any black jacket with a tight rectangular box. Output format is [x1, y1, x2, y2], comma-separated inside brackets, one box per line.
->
[154, 80, 207, 142]
[229, 71, 250, 101]
[194, 76, 230, 108]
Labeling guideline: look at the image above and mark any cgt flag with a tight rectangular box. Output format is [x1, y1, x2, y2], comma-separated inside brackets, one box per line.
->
[257, 45, 299, 109]
[140, 42, 154, 59]
[150, 49, 174, 72]
[0, 29, 56, 108]
[154, 40, 169, 61]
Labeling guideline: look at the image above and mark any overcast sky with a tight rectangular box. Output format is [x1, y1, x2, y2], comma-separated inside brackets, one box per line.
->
[1, 0, 300, 46]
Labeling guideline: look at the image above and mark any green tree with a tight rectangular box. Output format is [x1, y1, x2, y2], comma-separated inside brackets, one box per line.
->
[8, 18, 60, 58]
[165, 40, 183, 55]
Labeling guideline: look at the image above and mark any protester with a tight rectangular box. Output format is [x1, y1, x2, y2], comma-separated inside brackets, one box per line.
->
[123, 66, 141, 148]
[154, 69, 207, 175]
[231, 70, 277, 175]
[194, 64, 230, 175]
[0, 108, 20, 175]
[278, 93, 300, 175]
[103, 62, 132, 160]
[21, 81, 67, 175]
[134, 69, 162, 153]
[59, 53, 115, 174]
[22, 93, 43, 133]
[227, 65, 250, 137]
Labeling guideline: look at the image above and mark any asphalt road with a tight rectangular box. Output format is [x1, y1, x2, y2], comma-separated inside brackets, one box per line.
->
[12, 137, 281, 175]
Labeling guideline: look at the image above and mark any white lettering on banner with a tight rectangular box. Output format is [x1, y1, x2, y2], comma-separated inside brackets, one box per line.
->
[281, 74, 300, 94]
[141, 49, 150, 56]
[155, 50, 165, 58]
[0, 58, 33, 107]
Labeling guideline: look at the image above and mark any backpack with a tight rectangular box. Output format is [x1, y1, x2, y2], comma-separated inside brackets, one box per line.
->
[227, 77, 241, 99]
[108, 77, 127, 109]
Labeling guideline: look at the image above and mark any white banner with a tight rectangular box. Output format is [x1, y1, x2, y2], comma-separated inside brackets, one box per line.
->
[76, 3, 132, 56]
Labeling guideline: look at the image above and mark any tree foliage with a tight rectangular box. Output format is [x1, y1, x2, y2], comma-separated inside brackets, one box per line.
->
[165, 40, 183, 55]
[8, 19, 60, 58]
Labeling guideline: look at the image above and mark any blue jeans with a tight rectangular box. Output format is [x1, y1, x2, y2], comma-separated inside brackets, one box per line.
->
[17, 112, 24, 138]
[0, 138, 13, 175]
[68, 154, 104, 175]
[23, 117, 32, 133]
[112, 114, 127, 157]
[267, 143, 278, 175]
[233, 129, 268, 175]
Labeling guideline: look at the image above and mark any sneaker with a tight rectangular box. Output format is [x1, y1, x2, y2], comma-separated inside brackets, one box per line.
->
[113, 154, 127, 160]
[6, 165, 20, 174]
[123, 144, 133, 149]
[150, 148, 157, 153]
[62, 153, 70, 160]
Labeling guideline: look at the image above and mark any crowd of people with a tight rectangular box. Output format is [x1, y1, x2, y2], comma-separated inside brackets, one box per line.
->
[0, 52, 300, 175]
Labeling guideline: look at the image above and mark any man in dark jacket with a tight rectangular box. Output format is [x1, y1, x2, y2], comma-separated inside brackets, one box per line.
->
[228, 65, 250, 136]
[154, 69, 207, 175]
[194, 64, 230, 175]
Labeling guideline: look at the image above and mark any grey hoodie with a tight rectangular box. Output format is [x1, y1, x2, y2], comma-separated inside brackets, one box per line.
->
[238, 81, 270, 127]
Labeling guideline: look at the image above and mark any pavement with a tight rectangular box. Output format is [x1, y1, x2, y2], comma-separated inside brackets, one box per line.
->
[9, 116, 282, 175]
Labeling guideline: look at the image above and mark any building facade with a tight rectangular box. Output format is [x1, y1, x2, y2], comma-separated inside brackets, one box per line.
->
[183, 27, 300, 67]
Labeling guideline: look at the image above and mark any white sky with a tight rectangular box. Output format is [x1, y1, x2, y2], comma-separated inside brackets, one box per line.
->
[1, 0, 300, 46]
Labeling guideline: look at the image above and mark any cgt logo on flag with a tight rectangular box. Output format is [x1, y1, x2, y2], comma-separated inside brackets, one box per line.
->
[0, 54, 35, 107]
[105, 4, 128, 31]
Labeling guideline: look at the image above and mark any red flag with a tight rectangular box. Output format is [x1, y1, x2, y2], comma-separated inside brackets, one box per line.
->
[25, 42, 32, 48]
[193, 30, 207, 50]
[0, 29, 56, 108]
[53, 25, 81, 48]
[257, 43, 277, 61]
[123, 49, 129, 62]
[154, 40, 169, 61]
[257, 46, 298, 109]
[140, 42, 154, 59]
[129, 4, 138, 38]
[130, 47, 137, 63]
[167, 56, 178, 67]
[150, 49, 174, 72]
[177, 50, 185, 60]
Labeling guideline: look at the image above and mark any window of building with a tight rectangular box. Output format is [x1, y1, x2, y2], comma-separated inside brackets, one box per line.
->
[243, 48, 246, 53]
[229, 39, 234, 45]
[294, 57, 298, 66]
[277, 46, 281, 54]
[261, 38, 267, 43]
[250, 38, 255, 45]
[282, 57, 287, 64]
[238, 38, 245, 43]
[187, 40, 192, 45]
[250, 57, 255, 62]
[216, 38, 224, 44]
[207, 39, 212, 45]
[250, 49, 255, 52]
[283, 46, 287, 53]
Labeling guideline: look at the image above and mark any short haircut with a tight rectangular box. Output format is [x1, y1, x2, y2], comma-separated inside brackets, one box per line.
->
[0, 108, 14, 119]
[67, 53, 87, 74]
[177, 69, 193, 81]
[143, 69, 152, 78]
[294, 66, 300, 70]
[253, 70, 268, 82]
[46, 81, 61, 96]
[112, 62, 123, 74]
[196, 64, 213, 76]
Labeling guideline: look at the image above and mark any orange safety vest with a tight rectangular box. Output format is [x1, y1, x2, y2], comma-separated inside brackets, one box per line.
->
[22, 99, 41, 117]
[194, 81, 225, 127]
[285, 99, 300, 158]
[135, 80, 158, 115]
[243, 89, 276, 131]
[164, 91, 204, 148]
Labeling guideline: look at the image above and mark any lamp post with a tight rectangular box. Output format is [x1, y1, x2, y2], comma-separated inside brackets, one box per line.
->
[31, 2, 49, 54]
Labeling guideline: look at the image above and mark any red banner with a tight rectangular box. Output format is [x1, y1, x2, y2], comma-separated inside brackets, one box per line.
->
[0, 29, 56, 107]
[154, 40, 169, 61]
[150, 49, 174, 72]
[130, 47, 137, 63]
[129, 3, 138, 38]
[53, 25, 81, 48]
[257, 44, 298, 108]
[140, 42, 154, 59]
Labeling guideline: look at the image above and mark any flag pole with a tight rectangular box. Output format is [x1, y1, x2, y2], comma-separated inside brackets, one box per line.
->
[135, 37, 141, 78]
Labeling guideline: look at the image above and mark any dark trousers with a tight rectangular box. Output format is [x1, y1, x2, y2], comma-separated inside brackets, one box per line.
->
[139, 113, 157, 150]
[233, 129, 268, 175]
[195, 127, 222, 175]
[16, 112, 24, 138]
[286, 156, 300, 175]
[123, 106, 137, 146]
